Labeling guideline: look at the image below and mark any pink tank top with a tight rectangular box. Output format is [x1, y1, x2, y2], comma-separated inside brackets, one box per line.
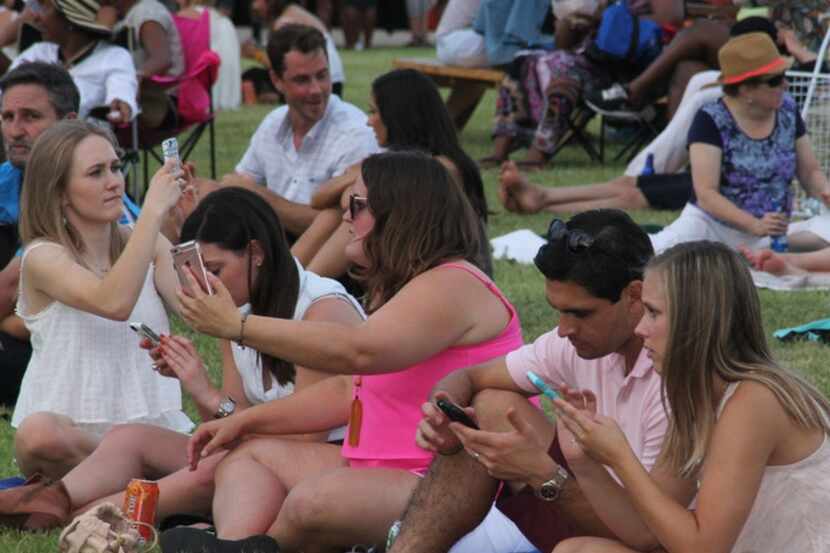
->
[341, 262, 523, 472]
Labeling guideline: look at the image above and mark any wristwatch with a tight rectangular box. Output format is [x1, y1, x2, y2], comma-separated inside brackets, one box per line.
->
[534, 465, 570, 502]
[214, 395, 237, 419]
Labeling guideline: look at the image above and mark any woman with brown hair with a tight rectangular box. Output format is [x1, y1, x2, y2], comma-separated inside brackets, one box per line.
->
[553, 241, 830, 553]
[159, 150, 524, 553]
[11, 119, 189, 480]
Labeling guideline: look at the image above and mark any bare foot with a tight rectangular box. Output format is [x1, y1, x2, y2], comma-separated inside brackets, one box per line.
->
[498, 161, 547, 214]
[738, 245, 803, 276]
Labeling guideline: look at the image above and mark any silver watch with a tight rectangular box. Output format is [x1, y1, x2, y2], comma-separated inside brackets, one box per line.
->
[534, 465, 570, 502]
[215, 395, 236, 419]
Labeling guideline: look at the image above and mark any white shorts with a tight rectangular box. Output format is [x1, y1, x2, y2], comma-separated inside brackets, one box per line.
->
[448, 503, 538, 553]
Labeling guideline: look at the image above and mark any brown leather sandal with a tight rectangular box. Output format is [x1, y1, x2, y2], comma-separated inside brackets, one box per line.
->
[0, 475, 71, 531]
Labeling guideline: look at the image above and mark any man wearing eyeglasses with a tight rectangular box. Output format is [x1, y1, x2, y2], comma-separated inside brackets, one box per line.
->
[387, 209, 696, 553]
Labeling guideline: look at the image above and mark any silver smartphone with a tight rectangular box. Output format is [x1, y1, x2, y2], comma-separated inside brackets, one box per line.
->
[129, 321, 161, 346]
[170, 240, 213, 294]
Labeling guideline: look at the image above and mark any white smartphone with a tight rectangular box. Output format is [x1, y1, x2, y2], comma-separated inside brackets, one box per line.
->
[170, 240, 213, 294]
[129, 321, 161, 346]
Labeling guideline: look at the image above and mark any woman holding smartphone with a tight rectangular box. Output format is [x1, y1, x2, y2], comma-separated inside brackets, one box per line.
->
[9, 119, 191, 485]
[158, 150, 522, 553]
[552, 241, 830, 553]
[0, 187, 364, 532]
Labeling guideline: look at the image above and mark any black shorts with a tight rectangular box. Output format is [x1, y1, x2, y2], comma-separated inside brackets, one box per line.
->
[636, 172, 692, 211]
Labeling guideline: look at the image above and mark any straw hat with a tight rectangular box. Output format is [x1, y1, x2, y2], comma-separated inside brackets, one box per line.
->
[716, 32, 793, 85]
[53, 0, 113, 36]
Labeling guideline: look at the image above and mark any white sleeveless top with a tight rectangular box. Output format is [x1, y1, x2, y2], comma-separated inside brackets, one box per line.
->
[715, 383, 830, 552]
[231, 259, 364, 441]
[12, 242, 193, 434]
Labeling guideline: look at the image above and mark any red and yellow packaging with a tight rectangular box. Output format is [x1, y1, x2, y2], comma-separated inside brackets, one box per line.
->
[122, 479, 159, 542]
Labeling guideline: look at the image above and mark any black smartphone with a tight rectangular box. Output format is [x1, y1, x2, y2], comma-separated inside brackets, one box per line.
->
[129, 321, 161, 346]
[436, 399, 478, 429]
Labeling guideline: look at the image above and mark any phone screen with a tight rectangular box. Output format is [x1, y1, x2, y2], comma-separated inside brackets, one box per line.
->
[170, 240, 213, 294]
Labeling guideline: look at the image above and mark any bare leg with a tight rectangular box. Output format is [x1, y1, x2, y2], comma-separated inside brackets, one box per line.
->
[482, 135, 514, 166]
[626, 20, 729, 106]
[787, 231, 830, 253]
[666, 60, 709, 119]
[14, 412, 101, 479]
[306, 222, 353, 278]
[291, 208, 343, 266]
[739, 245, 830, 275]
[499, 161, 644, 214]
[341, 5, 360, 49]
[389, 389, 555, 553]
[212, 438, 345, 539]
[272, 468, 419, 553]
[363, 7, 376, 49]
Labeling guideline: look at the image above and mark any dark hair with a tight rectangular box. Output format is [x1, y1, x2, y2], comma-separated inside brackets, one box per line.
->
[0, 62, 80, 118]
[180, 187, 300, 386]
[356, 150, 482, 312]
[266, 23, 328, 77]
[371, 69, 488, 222]
[534, 209, 654, 302]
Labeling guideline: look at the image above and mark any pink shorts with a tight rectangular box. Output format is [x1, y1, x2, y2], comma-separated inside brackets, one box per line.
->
[346, 457, 430, 477]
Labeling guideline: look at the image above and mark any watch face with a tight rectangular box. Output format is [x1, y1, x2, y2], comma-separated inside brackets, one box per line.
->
[539, 483, 560, 501]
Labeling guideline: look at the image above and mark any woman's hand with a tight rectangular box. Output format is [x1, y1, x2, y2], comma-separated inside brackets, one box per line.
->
[107, 99, 132, 126]
[178, 269, 241, 340]
[158, 335, 219, 408]
[415, 392, 470, 455]
[553, 398, 634, 469]
[187, 415, 244, 470]
[143, 158, 184, 219]
[752, 212, 788, 237]
[556, 386, 598, 467]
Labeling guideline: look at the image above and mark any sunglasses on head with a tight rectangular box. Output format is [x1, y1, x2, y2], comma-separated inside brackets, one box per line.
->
[348, 193, 368, 220]
[546, 219, 597, 253]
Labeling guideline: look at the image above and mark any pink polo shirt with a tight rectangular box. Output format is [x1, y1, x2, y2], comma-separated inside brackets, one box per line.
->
[506, 330, 666, 472]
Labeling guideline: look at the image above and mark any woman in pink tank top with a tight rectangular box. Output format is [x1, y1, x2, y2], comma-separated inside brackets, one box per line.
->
[168, 151, 523, 551]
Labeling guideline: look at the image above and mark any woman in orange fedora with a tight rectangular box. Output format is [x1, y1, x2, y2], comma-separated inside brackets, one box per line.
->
[649, 32, 830, 254]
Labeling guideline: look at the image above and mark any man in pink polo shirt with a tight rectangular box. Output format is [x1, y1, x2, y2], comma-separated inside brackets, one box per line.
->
[388, 209, 695, 553]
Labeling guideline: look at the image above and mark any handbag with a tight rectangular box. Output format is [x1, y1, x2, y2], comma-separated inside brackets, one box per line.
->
[58, 503, 157, 553]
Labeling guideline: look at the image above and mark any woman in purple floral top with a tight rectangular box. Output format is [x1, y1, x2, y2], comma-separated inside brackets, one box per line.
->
[650, 32, 830, 254]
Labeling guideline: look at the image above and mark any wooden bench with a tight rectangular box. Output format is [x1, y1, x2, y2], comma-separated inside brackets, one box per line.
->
[393, 57, 505, 131]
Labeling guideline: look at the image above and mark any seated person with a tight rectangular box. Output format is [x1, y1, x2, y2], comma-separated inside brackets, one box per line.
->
[108, 0, 185, 128]
[292, 68, 491, 278]
[11, 120, 192, 481]
[157, 150, 522, 553]
[0, 62, 139, 409]
[435, 0, 485, 68]
[176, 0, 240, 110]
[242, 0, 345, 100]
[12, 0, 137, 124]
[388, 210, 694, 553]
[0, 187, 364, 531]
[649, 33, 830, 254]
[205, 24, 376, 240]
[554, 241, 830, 553]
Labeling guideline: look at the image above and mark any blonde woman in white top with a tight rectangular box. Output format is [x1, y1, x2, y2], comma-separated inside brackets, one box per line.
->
[553, 241, 830, 553]
[0, 186, 364, 531]
[12, 119, 188, 482]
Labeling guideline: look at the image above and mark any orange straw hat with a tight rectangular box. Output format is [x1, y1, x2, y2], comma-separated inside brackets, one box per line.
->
[716, 32, 793, 85]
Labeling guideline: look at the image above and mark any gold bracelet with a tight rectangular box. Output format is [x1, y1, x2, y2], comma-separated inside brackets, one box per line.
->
[238, 312, 249, 346]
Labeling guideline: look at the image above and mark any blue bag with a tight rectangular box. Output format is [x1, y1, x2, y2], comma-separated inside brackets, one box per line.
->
[588, 0, 662, 69]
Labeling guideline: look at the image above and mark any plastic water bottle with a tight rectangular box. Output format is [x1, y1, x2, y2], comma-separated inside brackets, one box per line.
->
[640, 153, 655, 177]
[770, 195, 789, 252]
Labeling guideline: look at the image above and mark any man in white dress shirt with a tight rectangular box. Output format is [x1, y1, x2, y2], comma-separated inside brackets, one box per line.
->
[218, 24, 377, 239]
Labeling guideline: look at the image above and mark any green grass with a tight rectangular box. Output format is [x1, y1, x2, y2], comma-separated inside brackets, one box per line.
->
[2, 45, 830, 551]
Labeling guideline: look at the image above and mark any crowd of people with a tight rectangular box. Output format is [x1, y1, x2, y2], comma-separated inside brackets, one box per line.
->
[0, 1, 828, 553]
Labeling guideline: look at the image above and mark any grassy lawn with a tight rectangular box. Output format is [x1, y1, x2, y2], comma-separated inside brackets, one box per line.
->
[1, 45, 829, 551]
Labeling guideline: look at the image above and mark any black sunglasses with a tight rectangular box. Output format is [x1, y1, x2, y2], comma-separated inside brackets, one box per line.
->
[752, 74, 786, 88]
[545, 219, 597, 253]
[349, 193, 368, 220]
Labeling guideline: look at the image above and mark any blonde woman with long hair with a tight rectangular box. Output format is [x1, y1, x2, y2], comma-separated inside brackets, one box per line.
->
[11, 120, 191, 483]
[552, 240, 830, 553]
